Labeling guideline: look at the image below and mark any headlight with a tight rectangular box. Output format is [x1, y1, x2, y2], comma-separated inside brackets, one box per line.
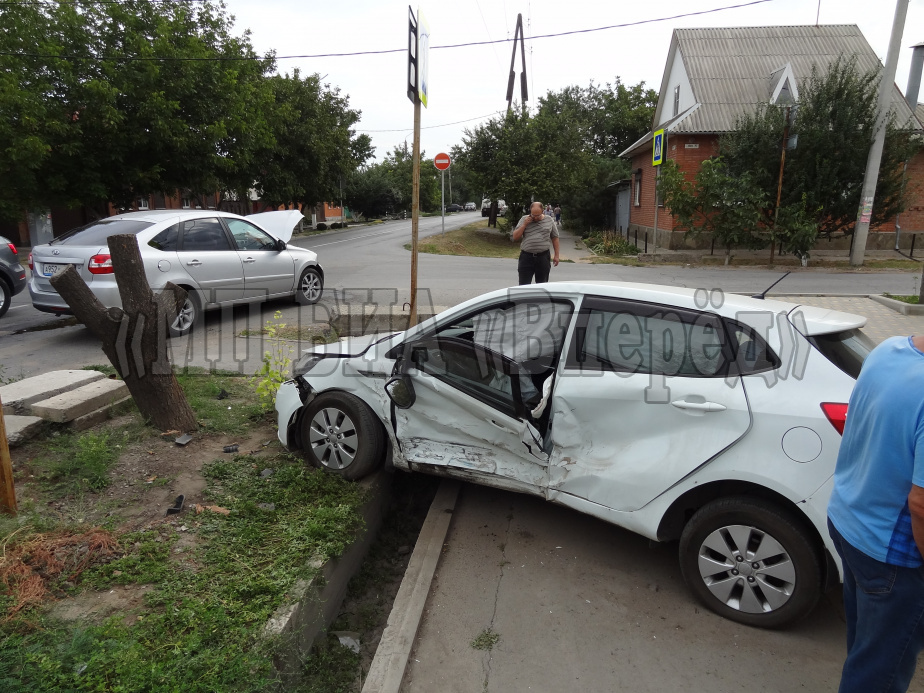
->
[293, 353, 325, 377]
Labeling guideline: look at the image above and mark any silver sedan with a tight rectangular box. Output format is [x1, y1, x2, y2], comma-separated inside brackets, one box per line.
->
[28, 209, 323, 335]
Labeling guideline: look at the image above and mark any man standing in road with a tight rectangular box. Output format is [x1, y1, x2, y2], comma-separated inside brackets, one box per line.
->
[828, 334, 924, 693]
[512, 201, 560, 285]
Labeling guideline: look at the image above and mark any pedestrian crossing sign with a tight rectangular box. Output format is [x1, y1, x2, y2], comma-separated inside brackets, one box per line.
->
[652, 129, 665, 166]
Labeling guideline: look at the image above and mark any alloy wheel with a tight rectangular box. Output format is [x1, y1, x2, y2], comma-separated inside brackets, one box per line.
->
[307, 407, 359, 470]
[300, 271, 322, 303]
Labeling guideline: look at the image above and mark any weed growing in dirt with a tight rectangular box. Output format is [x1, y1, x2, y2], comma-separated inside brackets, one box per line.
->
[0, 453, 366, 692]
[252, 311, 293, 411]
[299, 640, 361, 692]
[176, 367, 266, 434]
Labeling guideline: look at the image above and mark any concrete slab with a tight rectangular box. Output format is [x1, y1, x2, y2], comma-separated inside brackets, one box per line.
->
[31, 379, 129, 423]
[67, 396, 132, 431]
[3, 414, 44, 447]
[0, 369, 105, 415]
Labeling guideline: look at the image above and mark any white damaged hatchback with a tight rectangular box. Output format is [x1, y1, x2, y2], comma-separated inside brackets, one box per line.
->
[275, 281, 872, 628]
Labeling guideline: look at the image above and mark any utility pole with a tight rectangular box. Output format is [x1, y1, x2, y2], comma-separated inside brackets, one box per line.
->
[506, 13, 528, 112]
[850, 0, 910, 266]
[771, 106, 793, 265]
[407, 6, 429, 326]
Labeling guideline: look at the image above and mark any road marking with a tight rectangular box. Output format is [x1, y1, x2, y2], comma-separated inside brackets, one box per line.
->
[7, 305, 28, 311]
[309, 230, 397, 248]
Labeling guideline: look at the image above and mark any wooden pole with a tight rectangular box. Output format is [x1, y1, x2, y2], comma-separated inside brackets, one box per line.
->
[771, 105, 791, 266]
[0, 395, 18, 516]
[409, 97, 421, 327]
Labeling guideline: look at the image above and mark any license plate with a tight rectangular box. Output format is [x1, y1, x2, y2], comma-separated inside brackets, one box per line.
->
[42, 263, 67, 277]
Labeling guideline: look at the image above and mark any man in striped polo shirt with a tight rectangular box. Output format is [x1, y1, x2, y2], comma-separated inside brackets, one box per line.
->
[511, 201, 560, 285]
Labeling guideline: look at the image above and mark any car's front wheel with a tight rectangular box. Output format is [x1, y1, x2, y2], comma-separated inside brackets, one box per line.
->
[300, 391, 384, 480]
[679, 497, 822, 629]
[296, 267, 323, 305]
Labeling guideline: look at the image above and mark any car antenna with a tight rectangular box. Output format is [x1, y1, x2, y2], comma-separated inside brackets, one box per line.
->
[751, 271, 791, 300]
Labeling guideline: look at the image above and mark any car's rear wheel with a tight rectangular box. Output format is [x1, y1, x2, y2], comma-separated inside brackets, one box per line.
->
[679, 497, 822, 629]
[0, 279, 11, 319]
[296, 267, 323, 305]
[168, 292, 200, 338]
[300, 391, 384, 480]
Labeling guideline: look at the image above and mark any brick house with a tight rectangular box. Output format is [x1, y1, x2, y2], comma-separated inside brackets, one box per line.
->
[619, 25, 924, 251]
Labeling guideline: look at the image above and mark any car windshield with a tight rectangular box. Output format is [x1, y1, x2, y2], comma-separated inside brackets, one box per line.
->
[51, 219, 154, 246]
[809, 329, 875, 379]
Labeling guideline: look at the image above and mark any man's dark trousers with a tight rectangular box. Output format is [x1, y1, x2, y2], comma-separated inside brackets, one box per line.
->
[828, 519, 924, 693]
[518, 249, 551, 285]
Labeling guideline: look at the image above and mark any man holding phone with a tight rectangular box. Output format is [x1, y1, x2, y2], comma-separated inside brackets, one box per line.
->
[512, 201, 560, 285]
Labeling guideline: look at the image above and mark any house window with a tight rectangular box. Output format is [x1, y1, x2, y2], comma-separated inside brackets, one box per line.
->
[634, 173, 642, 207]
[137, 197, 149, 210]
[181, 198, 191, 209]
[673, 85, 680, 117]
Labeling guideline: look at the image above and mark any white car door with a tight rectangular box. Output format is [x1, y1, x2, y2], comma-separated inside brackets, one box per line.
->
[548, 296, 752, 512]
[175, 217, 243, 304]
[391, 297, 574, 492]
[225, 218, 296, 299]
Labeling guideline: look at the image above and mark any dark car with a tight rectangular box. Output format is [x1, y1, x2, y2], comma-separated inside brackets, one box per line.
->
[0, 235, 27, 319]
[445, 204, 463, 213]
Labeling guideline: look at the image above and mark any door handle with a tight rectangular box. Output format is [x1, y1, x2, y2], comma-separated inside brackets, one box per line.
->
[186, 260, 202, 267]
[670, 399, 727, 412]
[242, 257, 256, 264]
[487, 419, 515, 434]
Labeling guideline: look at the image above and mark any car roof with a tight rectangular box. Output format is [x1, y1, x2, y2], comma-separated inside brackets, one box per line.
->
[105, 209, 246, 223]
[442, 281, 866, 336]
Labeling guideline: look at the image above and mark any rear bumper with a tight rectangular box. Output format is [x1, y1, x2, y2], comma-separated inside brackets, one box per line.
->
[2, 265, 28, 296]
[29, 275, 122, 313]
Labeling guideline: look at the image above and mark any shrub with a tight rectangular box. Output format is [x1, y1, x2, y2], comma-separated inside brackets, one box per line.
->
[585, 231, 640, 256]
[330, 222, 342, 229]
[316, 222, 328, 231]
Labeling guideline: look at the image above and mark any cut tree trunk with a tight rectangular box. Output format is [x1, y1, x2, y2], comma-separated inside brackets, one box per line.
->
[50, 234, 198, 432]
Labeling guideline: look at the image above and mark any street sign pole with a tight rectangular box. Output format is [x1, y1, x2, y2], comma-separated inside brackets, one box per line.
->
[433, 153, 451, 235]
[441, 169, 445, 234]
[850, 0, 909, 266]
[651, 129, 665, 253]
[407, 6, 429, 327]
[410, 100, 421, 327]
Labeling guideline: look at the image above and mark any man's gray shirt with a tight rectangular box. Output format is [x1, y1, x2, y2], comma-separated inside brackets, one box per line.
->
[517, 214, 559, 253]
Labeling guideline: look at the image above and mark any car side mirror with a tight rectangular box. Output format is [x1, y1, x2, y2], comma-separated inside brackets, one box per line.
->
[275, 239, 287, 251]
[384, 375, 416, 409]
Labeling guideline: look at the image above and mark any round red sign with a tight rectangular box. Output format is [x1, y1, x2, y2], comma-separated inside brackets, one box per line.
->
[434, 153, 451, 171]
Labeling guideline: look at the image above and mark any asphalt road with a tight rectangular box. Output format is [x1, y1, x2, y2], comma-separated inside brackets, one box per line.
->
[0, 212, 921, 379]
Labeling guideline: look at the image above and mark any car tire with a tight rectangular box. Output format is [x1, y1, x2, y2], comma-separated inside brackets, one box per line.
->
[678, 497, 822, 629]
[300, 391, 384, 480]
[0, 279, 10, 319]
[168, 291, 200, 338]
[295, 267, 323, 305]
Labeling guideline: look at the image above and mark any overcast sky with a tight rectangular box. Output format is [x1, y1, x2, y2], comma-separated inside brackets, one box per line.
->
[226, 0, 924, 163]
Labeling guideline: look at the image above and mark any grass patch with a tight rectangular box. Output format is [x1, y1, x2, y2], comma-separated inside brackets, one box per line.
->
[81, 364, 118, 378]
[0, 453, 367, 692]
[300, 640, 362, 692]
[584, 231, 640, 256]
[28, 429, 134, 495]
[239, 325, 340, 344]
[470, 628, 500, 650]
[405, 219, 521, 259]
[175, 367, 265, 435]
[884, 293, 920, 304]
[586, 256, 646, 266]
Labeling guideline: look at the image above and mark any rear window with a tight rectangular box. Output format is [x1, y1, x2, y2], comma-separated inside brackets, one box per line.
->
[809, 329, 875, 379]
[52, 219, 154, 246]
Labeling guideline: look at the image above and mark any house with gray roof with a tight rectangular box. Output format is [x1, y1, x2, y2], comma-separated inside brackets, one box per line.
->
[618, 25, 924, 251]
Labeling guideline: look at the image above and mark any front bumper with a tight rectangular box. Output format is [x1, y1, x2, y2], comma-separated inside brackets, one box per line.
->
[276, 379, 307, 448]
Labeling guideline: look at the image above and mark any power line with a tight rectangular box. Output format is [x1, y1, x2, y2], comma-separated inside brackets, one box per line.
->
[0, 0, 776, 61]
[358, 111, 503, 133]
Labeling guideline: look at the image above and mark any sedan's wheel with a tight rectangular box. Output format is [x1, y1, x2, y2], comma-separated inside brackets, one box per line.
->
[0, 280, 10, 319]
[168, 293, 199, 338]
[296, 267, 323, 305]
[679, 497, 822, 629]
[300, 392, 384, 480]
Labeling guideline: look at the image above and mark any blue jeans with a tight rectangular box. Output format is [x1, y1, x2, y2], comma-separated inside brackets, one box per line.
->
[828, 519, 924, 692]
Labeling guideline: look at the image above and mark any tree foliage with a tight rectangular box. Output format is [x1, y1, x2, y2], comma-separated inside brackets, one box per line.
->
[721, 56, 921, 239]
[344, 143, 441, 219]
[0, 0, 371, 221]
[454, 79, 657, 226]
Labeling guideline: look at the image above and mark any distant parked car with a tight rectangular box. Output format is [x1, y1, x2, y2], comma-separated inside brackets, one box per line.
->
[28, 209, 323, 336]
[0, 235, 28, 319]
[480, 199, 507, 217]
[463, 202, 476, 211]
[445, 204, 463, 213]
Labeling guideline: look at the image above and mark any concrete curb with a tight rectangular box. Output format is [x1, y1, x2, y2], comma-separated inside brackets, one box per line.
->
[362, 479, 460, 693]
[869, 293, 924, 315]
[265, 470, 392, 686]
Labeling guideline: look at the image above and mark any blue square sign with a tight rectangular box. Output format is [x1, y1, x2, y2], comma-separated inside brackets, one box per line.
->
[652, 129, 665, 166]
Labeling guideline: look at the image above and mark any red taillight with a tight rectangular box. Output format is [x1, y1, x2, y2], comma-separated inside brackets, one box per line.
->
[28, 253, 33, 271]
[821, 402, 849, 435]
[88, 254, 113, 274]
[6, 243, 16, 256]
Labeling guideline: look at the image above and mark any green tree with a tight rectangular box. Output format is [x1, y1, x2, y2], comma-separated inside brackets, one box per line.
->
[721, 56, 920, 240]
[343, 165, 400, 219]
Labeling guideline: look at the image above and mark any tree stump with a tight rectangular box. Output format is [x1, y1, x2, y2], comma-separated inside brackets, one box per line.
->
[50, 234, 198, 431]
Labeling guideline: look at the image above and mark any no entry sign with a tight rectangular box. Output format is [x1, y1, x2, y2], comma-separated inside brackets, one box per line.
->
[434, 153, 451, 171]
